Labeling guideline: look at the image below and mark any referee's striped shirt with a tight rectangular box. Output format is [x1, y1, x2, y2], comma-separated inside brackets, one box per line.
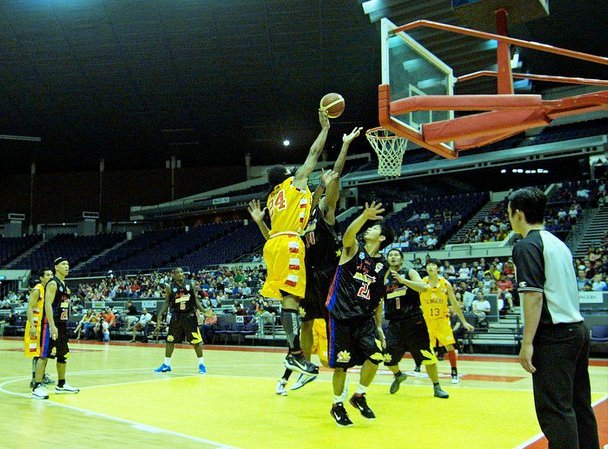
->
[512, 229, 583, 325]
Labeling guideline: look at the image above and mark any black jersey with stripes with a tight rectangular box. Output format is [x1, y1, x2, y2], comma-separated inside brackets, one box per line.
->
[42, 276, 70, 323]
[302, 206, 340, 271]
[326, 244, 388, 320]
[169, 281, 197, 316]
[384, 270, 423, 321]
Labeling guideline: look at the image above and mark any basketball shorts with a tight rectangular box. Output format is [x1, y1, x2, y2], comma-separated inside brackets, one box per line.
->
[260, 235, 306, 300]
[426, 318, 456, 347]
[328, 315, 385, 369]
[385, 315, 437, 367]
[24, 317, 43, 358]
[40, 321, 69, 360]
[167, 313, 203, 344]
[311, 318, 328, 367]
[300, 267, 333, 321]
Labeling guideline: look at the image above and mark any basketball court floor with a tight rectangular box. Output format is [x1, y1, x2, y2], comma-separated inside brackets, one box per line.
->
[0, 338, 606, 449]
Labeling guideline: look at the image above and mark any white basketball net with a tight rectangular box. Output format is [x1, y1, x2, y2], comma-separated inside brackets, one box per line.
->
[365, 128, 409, 177]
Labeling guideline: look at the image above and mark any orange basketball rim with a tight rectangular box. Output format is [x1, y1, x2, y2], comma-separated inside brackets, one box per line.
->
[377, 19, 608, 160]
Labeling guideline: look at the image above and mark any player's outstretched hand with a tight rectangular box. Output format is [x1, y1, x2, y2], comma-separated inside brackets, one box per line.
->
[318, 109, 330, 129]
[248, 199, 267, 224]
[463, 321, 475, 332]
[320, 169, 339, 188]
[343, 126, 363, 144]
[362, 201, 385, 220]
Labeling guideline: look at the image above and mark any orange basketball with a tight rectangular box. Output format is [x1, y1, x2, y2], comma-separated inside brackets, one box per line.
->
[319, 93, 345, 118]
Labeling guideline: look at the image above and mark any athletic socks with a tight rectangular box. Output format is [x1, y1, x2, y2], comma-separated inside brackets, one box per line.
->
[281, 309, 301, 352]
[356, 384, 367, 395]
[164, 357, 172, 366]
[447, 349, 457, 370]
[198, 357, 205, 365]
[282, 368, 293, 381]
[57, 379, 65, 388]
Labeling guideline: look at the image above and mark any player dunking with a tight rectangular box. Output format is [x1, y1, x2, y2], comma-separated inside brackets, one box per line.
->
[251, 126, 363, 394]
[326, 201, 393, 426]
[420, 259, 474, 383]
[256, 110, 330, 377]
[382, 249, 449, 398]
[154, 267, 206, 374]
[32, 257, 79, 399]
[24, 267, 54, 389]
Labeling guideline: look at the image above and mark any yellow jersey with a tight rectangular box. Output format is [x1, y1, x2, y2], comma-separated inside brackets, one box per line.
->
[419, 276, 450, 321]
[24, 283, 45, 357]
[266, 176, 312, 235]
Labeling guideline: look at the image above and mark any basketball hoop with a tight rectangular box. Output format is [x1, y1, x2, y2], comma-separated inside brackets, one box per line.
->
[365, 127, 409, 177]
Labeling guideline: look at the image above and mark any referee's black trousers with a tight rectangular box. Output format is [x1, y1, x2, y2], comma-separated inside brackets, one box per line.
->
[532, 322, 599, 449]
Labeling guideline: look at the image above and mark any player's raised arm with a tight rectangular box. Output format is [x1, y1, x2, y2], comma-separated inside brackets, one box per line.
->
[248, 199, 270, 241]
[294, 110, 330, 189]
[340, 201, 385, 262]
[322, 127, 362, 217]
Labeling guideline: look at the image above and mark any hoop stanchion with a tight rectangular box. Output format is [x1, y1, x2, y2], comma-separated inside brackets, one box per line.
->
[365, 127, 408, 177]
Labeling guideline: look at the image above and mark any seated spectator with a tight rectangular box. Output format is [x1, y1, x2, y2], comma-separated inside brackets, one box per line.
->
[129, 308, 153, 342]
[201, 309, 218, 343]
[74, 309, 94, 340]
[472, 292, 491, 324]
[122, 300, 139, 327]
[252, 304, 275, 326]
[576, 270, 589, 290]
[458, 262, 470, 280]
[591, 274, 607, 292]
[497, 274, 513, 292]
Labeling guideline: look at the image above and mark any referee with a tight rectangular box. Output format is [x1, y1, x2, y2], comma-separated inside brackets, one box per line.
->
[508, 187, 599, 449]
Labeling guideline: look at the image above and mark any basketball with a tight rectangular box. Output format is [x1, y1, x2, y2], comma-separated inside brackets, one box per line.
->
[319, 92, 345, 118]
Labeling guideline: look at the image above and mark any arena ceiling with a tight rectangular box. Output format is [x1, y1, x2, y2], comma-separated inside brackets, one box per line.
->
[0, 0, 606, 175]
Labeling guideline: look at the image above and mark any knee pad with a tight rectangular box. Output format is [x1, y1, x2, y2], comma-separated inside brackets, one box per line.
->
[281, 309, 301, 349]
[57, 355, 67, 364]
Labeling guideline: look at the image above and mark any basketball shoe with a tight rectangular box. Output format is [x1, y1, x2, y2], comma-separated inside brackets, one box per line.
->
[331, 402, 353, 427]
[284, 353, 319, 375]
[290, 373, 317, 390]
[389, 372, 408, 394]
[154, 363, 171, 373]
[349, 393, 375, 419]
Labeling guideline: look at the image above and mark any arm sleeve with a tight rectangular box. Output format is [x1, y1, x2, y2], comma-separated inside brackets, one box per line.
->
[512, 240, 545, 293]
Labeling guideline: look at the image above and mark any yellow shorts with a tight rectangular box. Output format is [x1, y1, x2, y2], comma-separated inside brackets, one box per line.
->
[311, 318, 328, 367]
[23, 319, 42, 358]
[426, 318, 456, 348]
[260, 235, 306, 300]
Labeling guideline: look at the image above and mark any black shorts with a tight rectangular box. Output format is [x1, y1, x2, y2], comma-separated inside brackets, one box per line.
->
[385, 315, 436, 367]
[328, 315, 385, 369]
[167, 313, 202, 344]
[301, 267, 334, 322]
[41, 321, 69, 360]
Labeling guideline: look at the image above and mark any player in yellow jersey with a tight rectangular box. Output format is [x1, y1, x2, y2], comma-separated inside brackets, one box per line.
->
[256, 109, 330, 376]
[420, 259, 474, 383]
[24, 268, 54, 388]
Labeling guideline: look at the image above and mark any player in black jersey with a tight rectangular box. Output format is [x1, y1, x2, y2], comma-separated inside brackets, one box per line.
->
[383, 249, 449, 399]
[249, 126, 363, 395]
[326, 201, 393, 427]
[154, 267, 207, 374]
[32, 257, 79, 400]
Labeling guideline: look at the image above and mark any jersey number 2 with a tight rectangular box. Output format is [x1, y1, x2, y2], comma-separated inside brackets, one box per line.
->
[357, 284, 370, 300]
